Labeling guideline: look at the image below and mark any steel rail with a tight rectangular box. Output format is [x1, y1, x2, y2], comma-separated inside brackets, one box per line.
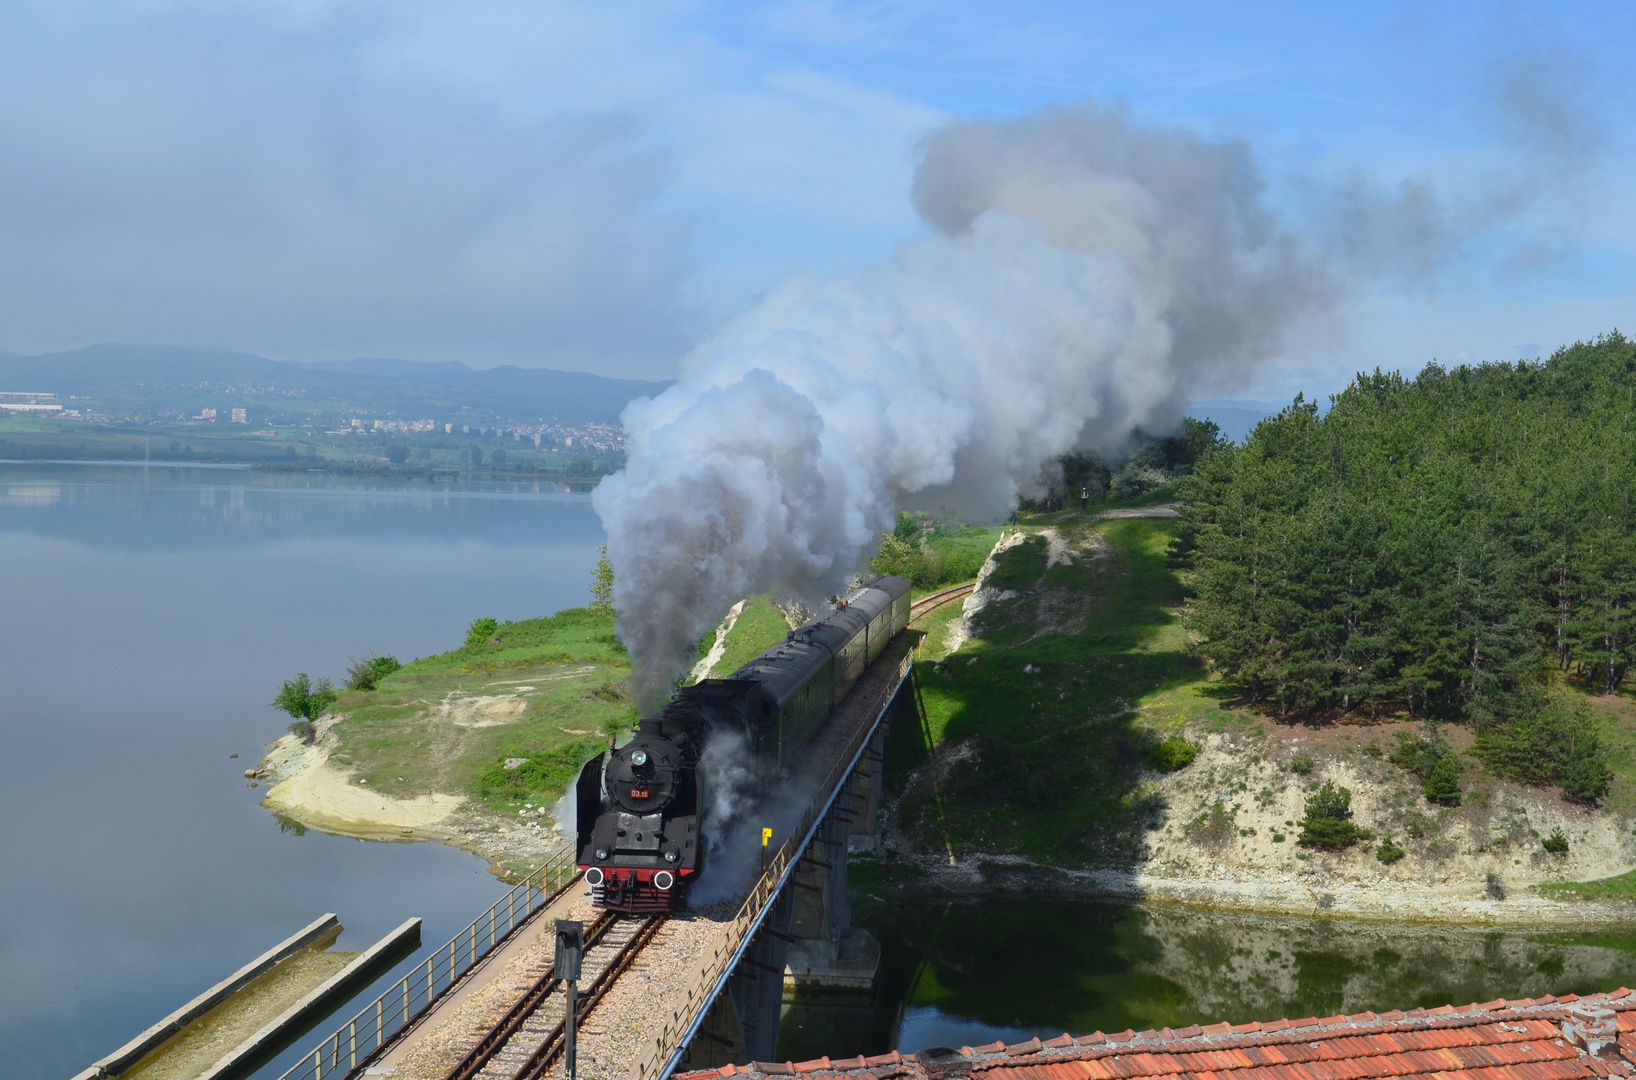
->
[512, 913, 668, 1080]
[908, 582, 975, 623]
[440, 911, 620, 1080]
[278, 849, 582, 1080]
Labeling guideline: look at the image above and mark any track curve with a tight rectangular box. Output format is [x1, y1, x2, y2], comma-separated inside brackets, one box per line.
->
[909, 582, 976, 623]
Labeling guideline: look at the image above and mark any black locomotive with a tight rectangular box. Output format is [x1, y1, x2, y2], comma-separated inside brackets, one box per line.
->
[574, 575, 911, 912]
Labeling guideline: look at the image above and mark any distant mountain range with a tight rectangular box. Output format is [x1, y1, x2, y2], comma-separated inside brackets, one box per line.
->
[0, 344, 673, 425]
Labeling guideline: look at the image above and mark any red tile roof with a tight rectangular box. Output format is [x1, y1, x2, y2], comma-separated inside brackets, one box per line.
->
[678, 991, 1636, 1080]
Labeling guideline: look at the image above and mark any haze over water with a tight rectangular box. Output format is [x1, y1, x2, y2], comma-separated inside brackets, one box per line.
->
[0, 462, 604, 1080]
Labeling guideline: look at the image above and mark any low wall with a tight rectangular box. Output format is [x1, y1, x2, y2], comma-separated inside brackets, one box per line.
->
[196, 918, 422, 1080]
[73, 913, 343, 1080]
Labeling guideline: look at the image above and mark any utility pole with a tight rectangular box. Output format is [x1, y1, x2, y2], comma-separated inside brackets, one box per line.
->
[555, 920, 584, 1080]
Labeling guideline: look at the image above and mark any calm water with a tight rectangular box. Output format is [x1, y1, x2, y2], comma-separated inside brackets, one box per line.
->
[12, 463, 1636, 1080]
[778, 897, 1636, 1060]
[0, 462, 604, 1080]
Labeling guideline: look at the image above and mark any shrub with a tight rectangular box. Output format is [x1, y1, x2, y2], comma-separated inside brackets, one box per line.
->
[270, 673, 338, 728]
[1297, 780, 1369, 849]
[1391, 724, 1462, 805]
[464, 617, 500, 649]
[1146, 736, 1198, 772]
[385, 442, 409, 464]
[1289, 754, 1314, 776]
[1376, 835, 1405, 864]
[288, 719, 316, 745]
[1542, 827, 1570, 854]
[1186, 801, 1238, 849]
[1474, 699, 1610, 803]
[346, 653, 402, 692]
[1422, 755, 1463, 806]
[1486, 872, 1507, 900]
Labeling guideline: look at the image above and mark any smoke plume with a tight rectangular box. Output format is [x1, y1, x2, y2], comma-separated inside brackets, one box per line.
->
[593, 103, 1329, 707]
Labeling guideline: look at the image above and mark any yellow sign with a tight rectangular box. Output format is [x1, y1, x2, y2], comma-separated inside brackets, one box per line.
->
[761, 827, 773, 847]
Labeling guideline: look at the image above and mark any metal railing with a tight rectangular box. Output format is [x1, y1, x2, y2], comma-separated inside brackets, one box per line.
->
[278, 847, 581, 1080]
[628, 649, 915, 1080]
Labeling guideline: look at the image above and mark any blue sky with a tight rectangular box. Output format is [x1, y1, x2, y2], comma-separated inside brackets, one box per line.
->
[0, 0, 1630, 402]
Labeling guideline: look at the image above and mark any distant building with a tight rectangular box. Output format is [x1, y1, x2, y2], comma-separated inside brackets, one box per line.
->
[0, 391, 62, 413]
[200, 408, 217, 421]
[231, 408, 247, 423]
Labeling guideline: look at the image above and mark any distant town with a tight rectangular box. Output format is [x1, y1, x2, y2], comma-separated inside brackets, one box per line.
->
[0, 391, 630, 454]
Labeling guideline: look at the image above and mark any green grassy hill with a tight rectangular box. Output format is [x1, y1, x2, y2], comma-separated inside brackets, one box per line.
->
[323, 607, 638, 814]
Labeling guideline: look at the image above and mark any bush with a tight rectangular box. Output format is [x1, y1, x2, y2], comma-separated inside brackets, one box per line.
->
[1186, 801, 1237, 849]
[1391, 724, 1462, 805]
[1289, 754, 1314, 776]
[1422, 755, 1463, 806]
[1473, 699, 1610, 802]
[464, 617, 500, 649]
[1146, 736, 1198, 772]
[346, 653, 402, 691]
[288, 719, 316, 745]
[270, 673, 338, 726]
[385, 442, 409, 464]
[1543, 827, 1570, 854]
[1297, 781, 1370, 849]
[1376, 835, 1406, 863]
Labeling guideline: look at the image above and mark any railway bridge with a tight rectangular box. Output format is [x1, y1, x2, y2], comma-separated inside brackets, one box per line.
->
[279, 584, 974, 1080]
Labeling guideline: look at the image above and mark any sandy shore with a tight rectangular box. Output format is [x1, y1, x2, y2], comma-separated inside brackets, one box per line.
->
[260, 732, 466, 841]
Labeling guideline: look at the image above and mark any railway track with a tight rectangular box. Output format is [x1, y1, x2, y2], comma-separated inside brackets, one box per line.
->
[442, 911, 666, 1080]
[909, 581, 976, 622]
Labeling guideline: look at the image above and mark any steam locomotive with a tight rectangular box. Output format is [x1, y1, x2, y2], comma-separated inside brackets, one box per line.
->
[574, 575, 912, 912]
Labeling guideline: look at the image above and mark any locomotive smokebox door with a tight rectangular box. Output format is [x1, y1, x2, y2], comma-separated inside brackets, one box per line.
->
[574, 753, 605, 854]
[555, 919, 584, 980]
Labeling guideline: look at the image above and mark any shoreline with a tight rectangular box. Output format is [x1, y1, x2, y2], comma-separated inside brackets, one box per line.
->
[890, 851, 1636, 927]
[258, 728, 563, 878]
[258, 727, 1636, 927]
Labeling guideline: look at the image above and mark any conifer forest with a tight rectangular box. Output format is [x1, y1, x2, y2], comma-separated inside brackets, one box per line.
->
[1175, 333, 1636, 801]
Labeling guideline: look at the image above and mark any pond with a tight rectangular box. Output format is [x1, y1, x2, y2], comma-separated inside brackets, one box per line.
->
[779, 896, 1636, 1060]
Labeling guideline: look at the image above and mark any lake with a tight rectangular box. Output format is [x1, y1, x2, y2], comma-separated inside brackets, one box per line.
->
[0, 462, 604, 1080]
[9, 461, 1636, 1080]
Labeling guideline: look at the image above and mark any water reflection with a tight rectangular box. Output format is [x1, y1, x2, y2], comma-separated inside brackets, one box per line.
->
[779, 898, 1636, 1060]
[0, 461, 603, 1080]
[0, 461, 599, 550]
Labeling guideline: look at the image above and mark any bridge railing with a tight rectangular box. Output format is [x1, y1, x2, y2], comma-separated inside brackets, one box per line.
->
[278, 847, 580, 1080]
[629, 649, 914, 1080]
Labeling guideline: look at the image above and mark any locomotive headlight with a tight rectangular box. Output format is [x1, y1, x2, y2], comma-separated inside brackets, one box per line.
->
[630, 749, 648, 766]
[664, 850, 678, 862]
[595, 848, 608, 860]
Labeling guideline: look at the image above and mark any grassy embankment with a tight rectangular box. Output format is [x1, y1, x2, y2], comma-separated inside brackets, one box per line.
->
[874, 503, 1636, 896]
[885, 510, 1212, 870]
[322, 607, 639, 814]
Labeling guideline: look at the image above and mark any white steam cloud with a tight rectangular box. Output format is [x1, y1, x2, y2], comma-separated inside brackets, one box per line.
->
[593, 103, 1329, 707]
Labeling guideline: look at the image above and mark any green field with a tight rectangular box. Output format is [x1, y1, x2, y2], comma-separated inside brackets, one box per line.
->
[324, 607, 639, 812]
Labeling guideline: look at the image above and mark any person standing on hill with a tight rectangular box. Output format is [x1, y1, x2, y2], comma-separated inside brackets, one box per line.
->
[1080, 486, 1089, 510]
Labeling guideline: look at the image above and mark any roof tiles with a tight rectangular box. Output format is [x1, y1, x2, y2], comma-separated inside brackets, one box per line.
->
[679, 991, 1636, 1080]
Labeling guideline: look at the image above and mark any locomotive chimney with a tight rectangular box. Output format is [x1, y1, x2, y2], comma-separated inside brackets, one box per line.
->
[639, 717, 662, 738]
